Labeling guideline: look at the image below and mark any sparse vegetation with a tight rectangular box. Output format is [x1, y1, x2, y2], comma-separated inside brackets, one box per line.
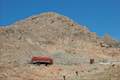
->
[103, 33, 120, 48]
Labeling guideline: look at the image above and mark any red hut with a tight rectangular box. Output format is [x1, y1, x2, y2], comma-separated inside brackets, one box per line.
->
[31, 56, 53, 66]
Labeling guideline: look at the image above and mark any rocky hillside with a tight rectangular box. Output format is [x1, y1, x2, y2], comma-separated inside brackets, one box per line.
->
[0, 12, 120, 63]
[0, 12, 120, 80]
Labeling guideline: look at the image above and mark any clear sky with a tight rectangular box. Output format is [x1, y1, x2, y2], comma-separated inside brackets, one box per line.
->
[0, 0, 120, 39]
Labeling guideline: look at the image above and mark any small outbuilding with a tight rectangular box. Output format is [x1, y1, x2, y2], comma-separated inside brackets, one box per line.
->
[31, 56, 53, 66]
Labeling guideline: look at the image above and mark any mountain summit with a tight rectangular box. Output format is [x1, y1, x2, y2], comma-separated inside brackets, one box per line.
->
[0, 12, 99, 43]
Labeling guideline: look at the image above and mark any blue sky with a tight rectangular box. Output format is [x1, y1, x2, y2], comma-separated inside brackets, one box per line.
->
[0, 0, 120, 39]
